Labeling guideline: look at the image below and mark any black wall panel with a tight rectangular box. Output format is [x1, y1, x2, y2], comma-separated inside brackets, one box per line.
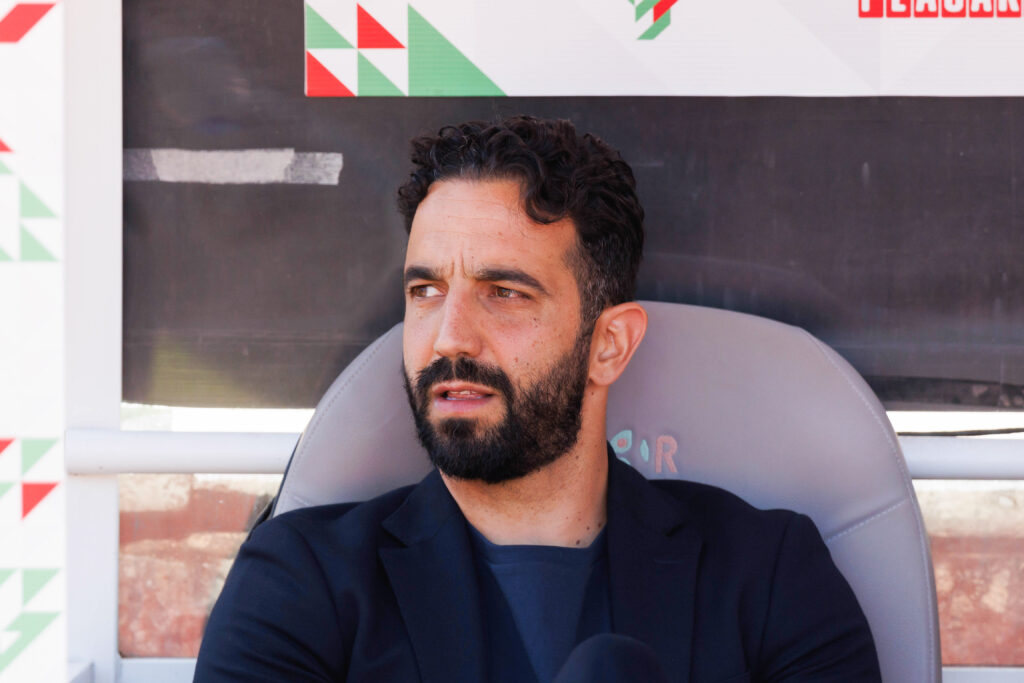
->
[123, 0, 1024, 409]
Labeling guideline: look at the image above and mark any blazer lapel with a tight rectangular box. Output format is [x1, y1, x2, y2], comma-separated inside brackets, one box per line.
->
[606, 453, 703, 683]
[379, 470, 487, 683]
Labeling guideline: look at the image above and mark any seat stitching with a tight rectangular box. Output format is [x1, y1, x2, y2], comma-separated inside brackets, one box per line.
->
[801, 330, 939, 680]
[824, 499, 907, 544]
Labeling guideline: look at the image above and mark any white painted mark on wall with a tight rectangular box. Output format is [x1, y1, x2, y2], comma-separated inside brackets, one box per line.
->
[123, 149, 343, 185]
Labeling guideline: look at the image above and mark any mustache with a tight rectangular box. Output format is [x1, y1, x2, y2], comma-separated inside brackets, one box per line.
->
[413, 357, 515, 404]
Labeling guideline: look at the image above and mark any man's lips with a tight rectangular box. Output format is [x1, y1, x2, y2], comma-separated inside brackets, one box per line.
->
[431, 381, 497, 399]
[430, 382, 498, 413]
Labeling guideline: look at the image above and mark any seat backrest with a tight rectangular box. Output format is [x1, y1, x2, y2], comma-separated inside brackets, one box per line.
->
[273, 301, 940, 682]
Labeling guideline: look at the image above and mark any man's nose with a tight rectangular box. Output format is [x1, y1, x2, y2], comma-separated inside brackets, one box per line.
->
[433, 294, 483, 359]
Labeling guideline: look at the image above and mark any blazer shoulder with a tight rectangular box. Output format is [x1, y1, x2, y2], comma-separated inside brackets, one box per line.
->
[259, 481, 420, 552]
[197, 484, 424, 681]
[649, 477, 803, 540]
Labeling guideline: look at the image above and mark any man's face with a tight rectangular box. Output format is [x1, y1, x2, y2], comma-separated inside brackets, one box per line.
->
[402, 178, 592, 484]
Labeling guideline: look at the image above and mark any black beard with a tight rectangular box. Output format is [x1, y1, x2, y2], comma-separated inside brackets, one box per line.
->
[403, 337, 591, 484]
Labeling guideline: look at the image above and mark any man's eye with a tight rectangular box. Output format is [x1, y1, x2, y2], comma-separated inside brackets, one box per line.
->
[410, 284, 442, 298]
[494, 287, 523, 299]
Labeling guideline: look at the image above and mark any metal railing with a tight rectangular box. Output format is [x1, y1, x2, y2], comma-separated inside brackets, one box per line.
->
[65, 428, 1024, 479]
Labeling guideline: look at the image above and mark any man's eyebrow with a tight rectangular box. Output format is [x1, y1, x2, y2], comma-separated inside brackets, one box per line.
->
[476, 267, 549, 296]
[403, 265, 440, 287]
[403, 264, 550, 296]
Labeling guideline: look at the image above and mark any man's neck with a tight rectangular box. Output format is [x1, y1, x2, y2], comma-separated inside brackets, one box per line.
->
[440, 430, 609, 548]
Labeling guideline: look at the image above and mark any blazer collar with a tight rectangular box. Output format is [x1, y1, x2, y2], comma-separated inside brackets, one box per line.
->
[606, 447, 703, 683]
[381, 467, 462, 545]
[379, 451, 704, 683]
[379, 470, 487, 683]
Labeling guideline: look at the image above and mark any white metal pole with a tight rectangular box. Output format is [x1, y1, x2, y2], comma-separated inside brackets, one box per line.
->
[64, 0, 123, 679]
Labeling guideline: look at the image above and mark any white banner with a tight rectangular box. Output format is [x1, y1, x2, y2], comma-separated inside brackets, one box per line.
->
[303, 0, 1024, 97]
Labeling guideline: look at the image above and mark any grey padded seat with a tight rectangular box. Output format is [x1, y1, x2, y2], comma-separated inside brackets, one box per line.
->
[272, 301, 941, 683]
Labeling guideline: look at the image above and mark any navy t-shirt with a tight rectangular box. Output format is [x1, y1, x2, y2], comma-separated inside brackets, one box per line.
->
[469, 525, 612, 683]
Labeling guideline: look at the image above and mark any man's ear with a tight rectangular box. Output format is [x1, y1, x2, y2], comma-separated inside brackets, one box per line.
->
[588, 302, 647, 387]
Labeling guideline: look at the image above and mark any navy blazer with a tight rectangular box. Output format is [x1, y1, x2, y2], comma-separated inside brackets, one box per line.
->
[194, 453, 880, 682]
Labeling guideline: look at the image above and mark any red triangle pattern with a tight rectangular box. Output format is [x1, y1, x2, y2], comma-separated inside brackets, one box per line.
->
[22, 482, 57, 518]
[357, 5, 403, 49]
[0, 439, 12, 456]
[306, 52, 354, 97]
[653, 0, 678, 22]
[0, 3, 55, 43]
[0, 137, 10, 152]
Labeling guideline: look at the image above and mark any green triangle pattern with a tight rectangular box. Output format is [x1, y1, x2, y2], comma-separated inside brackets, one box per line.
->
[21, 569, 58, 606]
[0, 612, 59, 673]
[638, 11, 671, 40]
[0, 570, 13, 589]
[21, 439, 56, 476]
[635, 0, 657, 20]
[0, 483, 11, 501]
[408, 6, 503, 96]
[358, 53, 404, 96]
[19, 182, 55, 218]
[19, 226, 56, 262]
[0, 159, 9, 174]
[0, 246, 11, 262]
[305, 3, 352, 49]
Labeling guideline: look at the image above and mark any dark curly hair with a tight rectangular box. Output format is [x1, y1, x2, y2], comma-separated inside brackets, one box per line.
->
[397, 115, 644, 329]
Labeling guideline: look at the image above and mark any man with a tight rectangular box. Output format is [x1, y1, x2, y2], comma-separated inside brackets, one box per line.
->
[194, 116, 881, 682]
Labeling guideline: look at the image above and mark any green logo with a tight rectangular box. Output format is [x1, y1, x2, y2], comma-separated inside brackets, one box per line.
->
[631, 0, 678, 40]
